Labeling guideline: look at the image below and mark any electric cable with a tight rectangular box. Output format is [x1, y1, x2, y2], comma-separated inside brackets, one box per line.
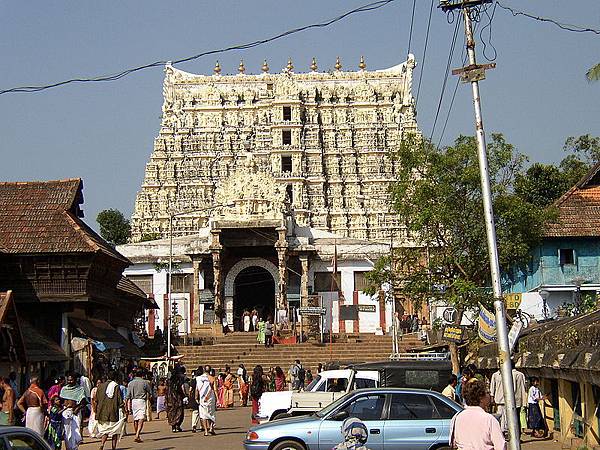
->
[497, 2, 600, 35]
[406, 0, 417, 58]
[415, 0, 435, 107]
[430, 14, 461, 142]
[0, 0, 397, 95]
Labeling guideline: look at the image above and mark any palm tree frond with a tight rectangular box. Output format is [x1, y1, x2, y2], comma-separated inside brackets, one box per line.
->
[587, 63, 600, 82]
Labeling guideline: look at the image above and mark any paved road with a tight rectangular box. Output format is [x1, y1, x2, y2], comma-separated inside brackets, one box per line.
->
[80, 407, 562, 450]
[81, 407, 251, 450]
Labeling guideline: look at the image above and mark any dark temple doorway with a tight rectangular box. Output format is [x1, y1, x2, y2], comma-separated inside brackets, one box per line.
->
[233, 266, 275, 331]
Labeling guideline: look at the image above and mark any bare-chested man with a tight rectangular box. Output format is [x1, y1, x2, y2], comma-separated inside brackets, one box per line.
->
[0, 377, 15, 425]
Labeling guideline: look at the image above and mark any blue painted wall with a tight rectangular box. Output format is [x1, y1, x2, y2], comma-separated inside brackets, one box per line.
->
[506, 238, 600, 292]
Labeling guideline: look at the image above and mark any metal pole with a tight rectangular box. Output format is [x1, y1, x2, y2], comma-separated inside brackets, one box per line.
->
[390, 233, 398, 355]
[167, 213, 173, 360]
[462, 7, 520, 449]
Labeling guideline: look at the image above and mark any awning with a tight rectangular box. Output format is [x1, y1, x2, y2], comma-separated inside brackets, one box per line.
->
[21, 321, 67, 362]
[70, 317, 140, 358]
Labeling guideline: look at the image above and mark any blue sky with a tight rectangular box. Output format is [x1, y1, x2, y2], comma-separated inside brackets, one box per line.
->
[1, 1, 598, 229]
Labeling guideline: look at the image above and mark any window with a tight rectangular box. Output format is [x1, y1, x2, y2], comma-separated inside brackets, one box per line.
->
[283, 106, 292, 121]
[559, 248, 575, 265]
[6, 434, 47, 450]
[314, 272, 341, 292]
[282, 129, 292, 145]
[281, 155, 293, 173]
[127, 275, 154, 295]
[430, 396, 458, 419]
[354, 271, 370, 292]
[388, 393, 437, 420]
[340, 394, 385, 421]
[168, 273, 193, 293]
[354, 378, 377, 389]
[286, 185, 294, 204]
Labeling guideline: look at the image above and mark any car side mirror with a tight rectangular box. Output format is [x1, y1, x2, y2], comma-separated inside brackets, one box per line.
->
[332, 410, 349, 421]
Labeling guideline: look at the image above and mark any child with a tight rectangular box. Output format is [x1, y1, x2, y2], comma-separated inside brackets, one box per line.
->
[45, 396, 64, 450]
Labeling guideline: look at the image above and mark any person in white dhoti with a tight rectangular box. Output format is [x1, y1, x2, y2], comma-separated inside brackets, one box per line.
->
[60, 373, 87, 450]
[126, 368, 152, 443]
[16, 377, 47, 436]
[94, 371, 126, 450]
[196, 368, 217, 436]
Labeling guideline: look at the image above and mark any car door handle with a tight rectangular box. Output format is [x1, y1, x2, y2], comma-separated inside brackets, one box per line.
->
[370, 429, 381, 434]
[425, 427, 436, 434]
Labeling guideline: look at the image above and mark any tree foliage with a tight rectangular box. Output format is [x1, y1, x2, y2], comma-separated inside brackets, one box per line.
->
[369, 133, 554, 318]
[587, 63, 600, 82]
[96, 209, 131, 246]
[514, 134, 600, 207]
[140, 232, 162, 242]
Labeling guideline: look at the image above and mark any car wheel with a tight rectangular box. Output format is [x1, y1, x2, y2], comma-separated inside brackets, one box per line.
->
[272, 412, 292, 421]
[271, 439, 306, 450]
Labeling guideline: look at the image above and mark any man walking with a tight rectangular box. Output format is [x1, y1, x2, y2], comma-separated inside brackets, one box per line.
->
[0, 377, 16, 425]
[94, 371, 125, 450]
[442, 375, 458, 402]
[290, 360, 305, 390]
[16, 376, 47, 436]
[489, 361, 527, 435]
[126, 368, 152, 443]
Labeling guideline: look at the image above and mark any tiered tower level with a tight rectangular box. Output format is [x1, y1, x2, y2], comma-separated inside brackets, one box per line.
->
[131, 56, 419, 242]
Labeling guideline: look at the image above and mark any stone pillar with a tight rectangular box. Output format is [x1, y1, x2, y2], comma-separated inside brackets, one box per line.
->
[275, 227, 288, 315]
[300, 254, 309, 332]
[210, 229, 223, 317]
[192, 259, 201, 330]
[300, 255, 309, 307]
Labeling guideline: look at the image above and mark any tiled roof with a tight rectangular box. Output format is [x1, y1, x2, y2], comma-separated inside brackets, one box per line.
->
[0, 179, 129, 263]
[20, 321, 68, 362]
[544, 163, 600, 238]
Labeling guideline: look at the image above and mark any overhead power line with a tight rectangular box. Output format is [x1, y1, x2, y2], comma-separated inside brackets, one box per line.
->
[415, 0, 435, 107]
[0, 0, 397, 96]
[497, 2, 600, 35]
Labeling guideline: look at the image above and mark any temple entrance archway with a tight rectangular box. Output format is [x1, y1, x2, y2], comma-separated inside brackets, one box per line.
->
[224, 258, 279, 330]
[234, 267, 275, 330]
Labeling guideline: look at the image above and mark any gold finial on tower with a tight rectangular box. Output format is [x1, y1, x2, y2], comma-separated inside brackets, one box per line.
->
[359, 55, 366, 71]
[213, 61, 221, 75]
[262, 59, 270, 73]
[238, 59, 246, 74]
[286, 57, 294, 72]
[310, 57, 318, 72]
[335, 56, 342, 71]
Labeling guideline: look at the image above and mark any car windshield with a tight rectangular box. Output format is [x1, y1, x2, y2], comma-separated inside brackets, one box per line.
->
[314, 391, 354, 418]
[305, 375, 321, 391]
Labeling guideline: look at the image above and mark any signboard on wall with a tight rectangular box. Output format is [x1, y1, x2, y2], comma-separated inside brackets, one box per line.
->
[357, 304, 376, 313]
[298, 306, 326, 316]
[339, 305, 358, 320]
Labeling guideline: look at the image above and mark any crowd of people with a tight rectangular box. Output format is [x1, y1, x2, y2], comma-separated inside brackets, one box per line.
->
[441, 362, 551, 449]
[0, 358, 321, 449]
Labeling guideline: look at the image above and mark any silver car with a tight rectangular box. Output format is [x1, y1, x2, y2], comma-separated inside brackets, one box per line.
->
[0, 427, 53, 450]
[244, 388, 460, 450]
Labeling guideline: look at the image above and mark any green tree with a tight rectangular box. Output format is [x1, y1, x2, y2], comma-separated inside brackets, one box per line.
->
[514, 163, 568, 207]
[367, 133, 554, 372]
[561, 134, 600, 186]
[96, 209, 131, 246]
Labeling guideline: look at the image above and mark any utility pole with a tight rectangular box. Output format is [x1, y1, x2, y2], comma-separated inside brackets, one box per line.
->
[440, 1, 520, 449]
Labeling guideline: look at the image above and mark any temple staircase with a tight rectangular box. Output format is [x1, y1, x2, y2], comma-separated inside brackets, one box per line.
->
[176, 332, 423, 373]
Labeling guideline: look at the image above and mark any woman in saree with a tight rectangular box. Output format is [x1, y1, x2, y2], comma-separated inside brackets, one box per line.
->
[166, 368, 185, 433]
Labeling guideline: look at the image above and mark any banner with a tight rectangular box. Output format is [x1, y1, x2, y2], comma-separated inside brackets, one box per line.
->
[478, 303, 497, 343]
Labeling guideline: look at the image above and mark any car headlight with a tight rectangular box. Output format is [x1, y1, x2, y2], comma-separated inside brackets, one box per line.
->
[247, 431, 259, 441]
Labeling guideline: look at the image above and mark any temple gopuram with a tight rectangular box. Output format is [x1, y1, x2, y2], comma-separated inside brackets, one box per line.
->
[120, 56, 426, 336]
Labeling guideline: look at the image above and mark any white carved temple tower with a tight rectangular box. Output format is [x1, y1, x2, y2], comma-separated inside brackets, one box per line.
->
[123, 56, 424, 334]
[131, 56, 418, 243]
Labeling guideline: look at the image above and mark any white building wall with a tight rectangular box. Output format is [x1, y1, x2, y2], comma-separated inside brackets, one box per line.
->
[309, 259, 383, 334]
[123, 263, 194, 334]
